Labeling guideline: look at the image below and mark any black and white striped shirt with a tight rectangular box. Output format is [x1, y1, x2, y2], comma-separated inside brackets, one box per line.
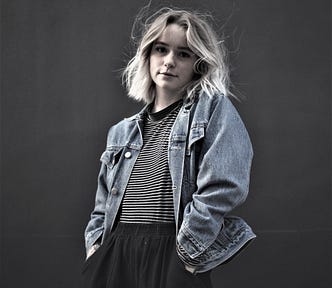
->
[119, 100, 182, 223]
[119, 99, 203, 267]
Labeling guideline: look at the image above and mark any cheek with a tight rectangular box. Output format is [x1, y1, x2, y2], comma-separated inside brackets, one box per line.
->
[149, 58, 155, 75]
[150, 57, 160, 74]
[184, 64, 196, 81]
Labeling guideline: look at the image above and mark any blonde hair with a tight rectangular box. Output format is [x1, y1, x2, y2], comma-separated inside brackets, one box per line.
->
[122, 7, 231, 104]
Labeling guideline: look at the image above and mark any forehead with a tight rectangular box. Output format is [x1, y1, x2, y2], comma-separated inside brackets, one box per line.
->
[156, 23, 188, 47]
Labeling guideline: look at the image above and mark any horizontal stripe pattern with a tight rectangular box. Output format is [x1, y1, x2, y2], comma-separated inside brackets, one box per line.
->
[119, 100, 182, 224]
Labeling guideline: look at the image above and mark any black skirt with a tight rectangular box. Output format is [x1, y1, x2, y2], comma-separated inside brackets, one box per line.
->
[81, 222, 213, 288]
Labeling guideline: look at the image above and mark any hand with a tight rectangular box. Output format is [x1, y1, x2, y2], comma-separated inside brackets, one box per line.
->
[86, 243, 100, 259]
[184, 264, 196, 274]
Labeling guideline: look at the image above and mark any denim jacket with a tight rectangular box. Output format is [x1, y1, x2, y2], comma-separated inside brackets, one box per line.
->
[84, 92, 256, 273]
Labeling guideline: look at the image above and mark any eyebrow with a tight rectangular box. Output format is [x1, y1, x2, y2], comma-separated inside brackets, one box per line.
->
[154, 41, 194, 53]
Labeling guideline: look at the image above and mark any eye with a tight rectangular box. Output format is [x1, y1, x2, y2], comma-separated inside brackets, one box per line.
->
[154, 45, 167, 53]
[178, 51, 192, 58]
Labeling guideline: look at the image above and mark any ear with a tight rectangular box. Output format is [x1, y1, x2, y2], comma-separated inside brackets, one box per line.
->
[194, 58, 208, 75]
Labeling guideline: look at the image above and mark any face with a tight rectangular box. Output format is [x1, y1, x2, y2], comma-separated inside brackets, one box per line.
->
[149, 23, 197, 99]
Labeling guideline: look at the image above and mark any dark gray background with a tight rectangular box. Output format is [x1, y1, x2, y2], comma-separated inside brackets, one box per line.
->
[1, 0, 331, 287]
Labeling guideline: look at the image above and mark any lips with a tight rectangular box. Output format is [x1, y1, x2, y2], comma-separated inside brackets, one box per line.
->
[158, 72, 177, 77]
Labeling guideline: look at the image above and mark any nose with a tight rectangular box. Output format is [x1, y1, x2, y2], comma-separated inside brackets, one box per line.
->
[164, 51, 175, 69]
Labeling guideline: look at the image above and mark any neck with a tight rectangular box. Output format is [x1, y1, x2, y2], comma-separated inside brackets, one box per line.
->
[152, 90, 183, 113]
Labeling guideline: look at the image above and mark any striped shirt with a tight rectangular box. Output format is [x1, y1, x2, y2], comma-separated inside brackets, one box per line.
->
[118, 99, 203, 267]
[119, 100, 182, 223]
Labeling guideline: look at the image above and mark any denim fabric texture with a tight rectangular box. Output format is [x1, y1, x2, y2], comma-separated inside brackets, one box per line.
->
[84, 92, 256, 273]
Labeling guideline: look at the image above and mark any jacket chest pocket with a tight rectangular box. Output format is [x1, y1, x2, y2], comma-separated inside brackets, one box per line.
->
[182, 124, 206, 202]
[100, 147, 124, 191]
[186, 123, 205, 156]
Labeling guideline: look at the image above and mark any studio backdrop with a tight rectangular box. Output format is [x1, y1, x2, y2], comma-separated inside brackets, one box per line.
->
[1, 1, 331, 287]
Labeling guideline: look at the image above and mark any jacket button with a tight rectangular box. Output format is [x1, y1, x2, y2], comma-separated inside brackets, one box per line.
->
[111, 187, 118, 195]
[124, 152, 132, 159]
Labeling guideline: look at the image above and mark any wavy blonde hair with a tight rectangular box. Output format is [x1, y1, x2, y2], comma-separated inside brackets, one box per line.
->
[122, 7, 231, 104]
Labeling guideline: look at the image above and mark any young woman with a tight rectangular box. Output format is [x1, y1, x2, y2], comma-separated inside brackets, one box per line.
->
[82, 7, 256, 288]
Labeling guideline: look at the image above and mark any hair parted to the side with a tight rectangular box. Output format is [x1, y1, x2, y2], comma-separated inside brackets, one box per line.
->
[122, 7, 232, 104]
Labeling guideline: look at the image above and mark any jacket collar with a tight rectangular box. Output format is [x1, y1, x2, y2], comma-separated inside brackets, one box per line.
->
[125, 92, 199, 122]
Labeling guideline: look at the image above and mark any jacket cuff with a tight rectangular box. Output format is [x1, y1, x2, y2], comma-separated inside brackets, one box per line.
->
[177, 226, 209, 259]
[85, 229, 103, 254]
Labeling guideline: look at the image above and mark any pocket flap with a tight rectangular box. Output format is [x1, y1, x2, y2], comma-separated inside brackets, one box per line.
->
[187, 123, 206, 152]
[100, 147, 123, 167]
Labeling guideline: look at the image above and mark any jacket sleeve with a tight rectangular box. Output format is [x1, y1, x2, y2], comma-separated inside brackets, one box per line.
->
[177, 95, 253, 260]
[84, 133, 112, 255]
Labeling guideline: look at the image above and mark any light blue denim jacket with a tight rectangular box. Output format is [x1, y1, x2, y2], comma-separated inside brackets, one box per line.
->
[84, 92, 256, 273]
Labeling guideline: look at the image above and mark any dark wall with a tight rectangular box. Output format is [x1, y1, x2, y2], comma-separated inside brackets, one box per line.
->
[1, 1, 331, 287]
